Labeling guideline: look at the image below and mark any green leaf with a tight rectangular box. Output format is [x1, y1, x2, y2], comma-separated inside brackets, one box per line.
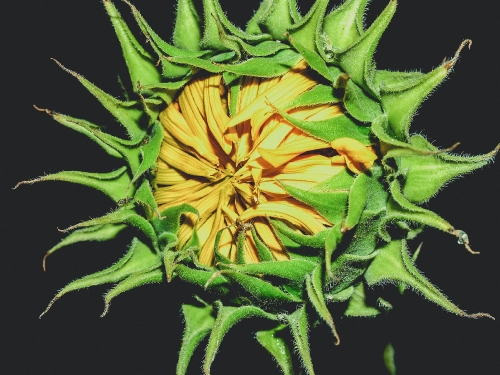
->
[238, 40, 289, 57]
[151, 204, 199, 249]
[40, 237, 159, 318]
[218, 49, 302, 78]
[200, 0, 239, 53]
[33, 107, 120, 158]
[141, 79, 190, 104]
[35, 108, 144, 173]
[102, 267, 163, 316]
[288, 34, 337, 82]
[328, 251, 379, 294]
[169, 55, 223, 73]
[371, 114, 424, 158]
[271, 219, 329, 250]
[177, 304, 216, 375]
[246, 0, 298, 41]
[203, 0, 270, 44]
[343, 79, 383, 122]
[364, 239, 475, 316]
[344, 282, 380, 317]
[288, 0, 329, 53]
[42, 224, 126, 271]
[14, 167, 131, 203]
[374, 70, 425, 89]
[255, 324, 294, 375]
[384, 342, 397, 375]
[225, 271, 303, 303]
[379, 64, 450, 141]
[130, 122, 163, 184]
[51, 59, 145, 139]
[285, 83, 342, 109]
[223, 258, 316, 283]
[324, 285, 354, 302]
[59, 205, 158, 252]
[281, 182, 349, 226]
[173, 0, 202, 51]
[306, 265, 340, 344]
[274, 108, 371, 144]
[133, 179, 159, 218]
[203, 302, 277, 374]
[335, 0, 397, 97]
[174, 264, 230, 294]
[322, 0, 367, 51]
[282, 305, 315, 375]
[325, 226, 343, 280]
[344, 172, 369, 230]
[104, 0, 161, 90]
[249, 225, 275, 262]
[125, 0, 201, 79]
[400, 136, 500, 203]
[383, 179, 454, 238]
[377, 297, 393, 311]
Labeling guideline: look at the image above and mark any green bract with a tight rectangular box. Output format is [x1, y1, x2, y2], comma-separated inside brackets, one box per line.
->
[19, 0, 498, 374]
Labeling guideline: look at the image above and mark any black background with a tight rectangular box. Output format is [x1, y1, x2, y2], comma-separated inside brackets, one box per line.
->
[2, 1, 499, 374]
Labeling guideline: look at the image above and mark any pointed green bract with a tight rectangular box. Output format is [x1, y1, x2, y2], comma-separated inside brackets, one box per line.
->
[275, 106, 371, 143]
[102, 267, 164, 316]
[28, 1, 497, 374]
[174, 0, 202, 51]
[177, 304, 215, 375]
[247, 0, 298, 41]
[104, 0, 161, 90]
[400, 136, 500, 203]
[282, 306, 315, 375]
[365, 239, 470, 316]
[344, 282, 380, 317]
[306, 265, 340, 343]
[379, 65, 449, 140]
[255, 324, 294, 375]
[42, 224, 127, 271]
[39, 238, 160, 318]
[15, 167, 131, 203]
[323, 0, 367, 51]
[384, 342, 397, 375]
[334, 0, 397, 97]
[203, 302, 277, 374]
[288, 0, 329, 53]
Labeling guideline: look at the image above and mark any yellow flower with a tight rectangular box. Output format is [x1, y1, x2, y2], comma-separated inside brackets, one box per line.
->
[154, 60, 377, 266]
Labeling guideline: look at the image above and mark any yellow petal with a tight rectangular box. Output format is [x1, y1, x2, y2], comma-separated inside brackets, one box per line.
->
[203, 75, 232, 154]
[160, 104, 219, 165]
[155, 160, 188, 185]
[331, 138, 378, 163]
[239, 202, 326, 234]
[227, 72, 317, 128]
[159, 143, 222, 180]
[257, 135, 328, 168]
[253, 218, 288, 261]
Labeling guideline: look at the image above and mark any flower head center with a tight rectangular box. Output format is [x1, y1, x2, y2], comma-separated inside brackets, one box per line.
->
[154, 62, 376, 265]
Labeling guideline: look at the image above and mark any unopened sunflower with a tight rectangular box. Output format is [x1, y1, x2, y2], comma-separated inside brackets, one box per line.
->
[18, 0, 498, 374]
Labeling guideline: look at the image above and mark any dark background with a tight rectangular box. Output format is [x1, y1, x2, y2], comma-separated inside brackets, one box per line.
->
[3, 0, 499, 374]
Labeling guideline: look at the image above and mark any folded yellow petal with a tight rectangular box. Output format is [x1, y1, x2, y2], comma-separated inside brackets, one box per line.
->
[258, 135, 328, 168]
[155, 68, 356, 266]
[331, 138, 378, 163]
[227, 71, 317, 128]
[238, 202, 326, 234]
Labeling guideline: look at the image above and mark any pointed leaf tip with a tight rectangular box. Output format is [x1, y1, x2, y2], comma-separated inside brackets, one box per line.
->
[255, 324, 294, 375]
[104, 0, 161, 88]
[444, 39, 472, 70]
[50, 59, 146, 139]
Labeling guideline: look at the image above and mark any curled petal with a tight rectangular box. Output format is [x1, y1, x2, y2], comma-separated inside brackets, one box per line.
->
[331, 138, 378, 173]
